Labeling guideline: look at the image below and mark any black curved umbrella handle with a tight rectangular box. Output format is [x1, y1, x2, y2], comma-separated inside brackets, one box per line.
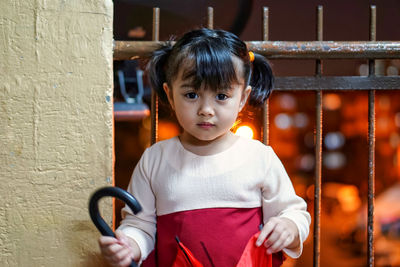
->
[89, 186, 142, 267]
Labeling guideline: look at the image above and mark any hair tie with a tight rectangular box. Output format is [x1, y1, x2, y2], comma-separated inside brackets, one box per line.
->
[248, 51, 255, 62]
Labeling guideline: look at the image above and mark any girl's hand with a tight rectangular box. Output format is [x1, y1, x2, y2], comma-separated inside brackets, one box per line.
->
[98, 230, 141, 267]
[255, 217, 299, 254]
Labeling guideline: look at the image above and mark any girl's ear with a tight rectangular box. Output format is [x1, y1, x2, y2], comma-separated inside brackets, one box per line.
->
[163, 82, 175, 110]
[239, 85, 252, 111]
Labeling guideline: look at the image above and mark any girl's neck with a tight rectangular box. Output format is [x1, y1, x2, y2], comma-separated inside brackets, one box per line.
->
[179, 131, 239, 156]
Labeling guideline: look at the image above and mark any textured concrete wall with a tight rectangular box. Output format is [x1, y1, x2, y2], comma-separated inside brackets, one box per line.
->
[0, 1, 113, 266]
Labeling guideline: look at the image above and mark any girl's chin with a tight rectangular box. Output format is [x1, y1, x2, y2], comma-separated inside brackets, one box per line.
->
[182, 132, 230, 143]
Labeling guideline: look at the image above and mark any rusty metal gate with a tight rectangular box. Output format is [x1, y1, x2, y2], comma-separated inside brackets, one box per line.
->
[113, 5, 400, 267]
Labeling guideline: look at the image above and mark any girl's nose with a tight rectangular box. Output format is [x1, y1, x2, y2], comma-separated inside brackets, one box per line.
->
[198, 99, 214, 117]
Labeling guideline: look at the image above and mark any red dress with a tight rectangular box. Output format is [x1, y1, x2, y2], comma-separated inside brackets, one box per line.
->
[141, 207, 284, 267]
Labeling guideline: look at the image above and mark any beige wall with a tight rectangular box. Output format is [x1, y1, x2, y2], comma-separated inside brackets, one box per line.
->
[0, 0, 114, 266]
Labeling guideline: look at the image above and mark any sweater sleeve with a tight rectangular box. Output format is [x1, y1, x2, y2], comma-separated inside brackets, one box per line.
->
[261, 147, 311, 258]
[118, 148, 157, 262]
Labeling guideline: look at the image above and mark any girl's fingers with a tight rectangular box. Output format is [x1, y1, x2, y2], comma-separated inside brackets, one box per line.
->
[98, 232, 136, 267]
[263, 230, 283, 249]
[119, 253, 135, 267]
[104, 247, 132, 267]
[271, 235, 293, 254]
[115, 230, 130, 247]
[101, 242, 125, 257]
[266, 235, 286, 254]
[108, 252, 134, 267]
[100, 246, 113, 257]
[99, 236, 119, 246]
[256, 220, 277, 246]
[113, 245, 133, 263]
[256, 217, 299, 253]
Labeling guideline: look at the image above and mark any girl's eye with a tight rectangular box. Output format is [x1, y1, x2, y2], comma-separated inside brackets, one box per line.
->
[216, 94, 228, 101]
[185, 92, 198, 99]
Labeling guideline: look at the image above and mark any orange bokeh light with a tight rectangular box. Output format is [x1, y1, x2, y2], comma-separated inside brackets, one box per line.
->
[234, 125, 255, 139]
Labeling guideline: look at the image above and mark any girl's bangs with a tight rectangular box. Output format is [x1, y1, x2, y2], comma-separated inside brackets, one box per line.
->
[179, 45, 240, 91]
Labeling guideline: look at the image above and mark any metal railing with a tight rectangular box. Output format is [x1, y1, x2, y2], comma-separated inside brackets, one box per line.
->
[113, 5, 400, 267]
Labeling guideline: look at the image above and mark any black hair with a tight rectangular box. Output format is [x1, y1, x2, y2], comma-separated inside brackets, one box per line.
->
[147, 28, 274, 107]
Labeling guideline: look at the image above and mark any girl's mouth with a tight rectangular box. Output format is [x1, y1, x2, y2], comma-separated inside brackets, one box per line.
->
[197, 122, 215, 129]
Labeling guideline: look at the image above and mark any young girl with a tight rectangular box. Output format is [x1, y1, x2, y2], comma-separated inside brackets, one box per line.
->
[99, 28, 311, 267]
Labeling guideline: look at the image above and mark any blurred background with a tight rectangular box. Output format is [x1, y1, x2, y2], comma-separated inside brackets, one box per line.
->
[112, 0, 400, 266]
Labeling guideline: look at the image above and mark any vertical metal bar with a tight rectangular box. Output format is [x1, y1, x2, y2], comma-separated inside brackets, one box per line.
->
[367, 5, 376, 267]
[151, 7, 160, 145]
[316, 6, 323, 77]
[313, 5, 323, 267]
[262, 7, 269, 42]
[369, 6, 376, 77]
[262, 7, 269, 145]
[207, 7, 214, 29]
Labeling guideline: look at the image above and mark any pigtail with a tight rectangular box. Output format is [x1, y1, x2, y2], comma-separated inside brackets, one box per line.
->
[147, 43, 173, 103]
[248, 53, 274, 107]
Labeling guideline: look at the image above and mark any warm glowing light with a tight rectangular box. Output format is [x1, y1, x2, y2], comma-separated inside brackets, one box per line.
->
[336, 185, 361, 213]
[306, 185, 314, 200]
[323, 94, 341, 110]
[235, 125, 254, 139]
[158, 121, 180, 141]
[324, 183, 361, 213]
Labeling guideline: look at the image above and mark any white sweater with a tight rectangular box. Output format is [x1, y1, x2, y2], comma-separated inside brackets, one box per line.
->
[119, 136, 311, 262]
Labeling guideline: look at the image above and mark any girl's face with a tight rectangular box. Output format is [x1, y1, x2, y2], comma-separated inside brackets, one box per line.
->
[163, 63, 251, 146]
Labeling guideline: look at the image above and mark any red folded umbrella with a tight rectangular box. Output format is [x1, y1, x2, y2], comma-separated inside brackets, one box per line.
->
[172, 232, 272, 267]
[236, 232, 272, 267]
[172, 237, 204, 267]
